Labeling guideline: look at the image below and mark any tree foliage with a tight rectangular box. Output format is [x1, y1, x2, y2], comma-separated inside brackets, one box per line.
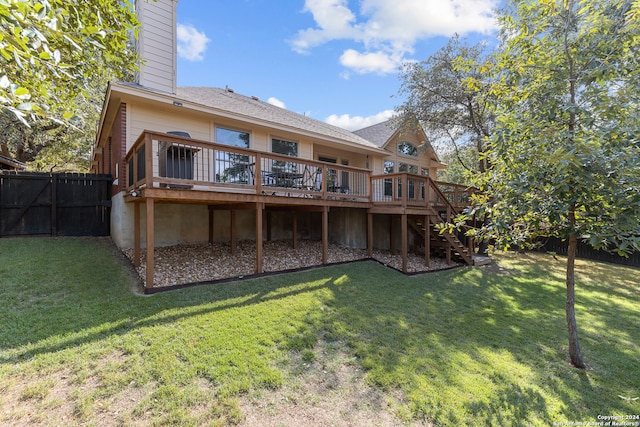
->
[469, 0, 640, 368]
[0, 0, 139, 168]
[1, 0, 138, 120]
[396, 35, 496, 178]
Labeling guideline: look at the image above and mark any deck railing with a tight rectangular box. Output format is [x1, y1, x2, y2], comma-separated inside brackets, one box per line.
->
[369, 173, 472, 212]
[125, 131, 477, 209]
[125, 131, 371, 201]
[435, 181, 478, 210]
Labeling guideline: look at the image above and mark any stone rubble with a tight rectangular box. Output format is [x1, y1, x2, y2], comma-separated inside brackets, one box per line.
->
[122, 240, 460, 288]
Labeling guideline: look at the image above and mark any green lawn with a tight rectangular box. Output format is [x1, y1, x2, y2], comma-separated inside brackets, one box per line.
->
[1, 237, 638, 426]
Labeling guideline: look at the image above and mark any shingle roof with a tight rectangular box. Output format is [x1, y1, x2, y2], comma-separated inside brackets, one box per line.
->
[352, 120, 398, 148]
[173, 86, 381, 150]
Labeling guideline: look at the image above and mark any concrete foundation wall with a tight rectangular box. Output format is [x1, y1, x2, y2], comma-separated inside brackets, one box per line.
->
[111, 192, 208, 248]
[111, 192, 411, 251]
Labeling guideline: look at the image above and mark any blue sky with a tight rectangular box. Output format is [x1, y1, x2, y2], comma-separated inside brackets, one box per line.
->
[175, 0, 499, 131]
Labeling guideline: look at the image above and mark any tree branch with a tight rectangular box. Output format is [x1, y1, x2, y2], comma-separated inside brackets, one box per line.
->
[445, 129, 473, 172]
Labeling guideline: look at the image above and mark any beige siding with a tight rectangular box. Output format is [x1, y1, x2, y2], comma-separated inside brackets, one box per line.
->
[314, 145, 369, 170]
[124, 98, 389, 172]
[128, 104, 212, 151]
[135, 0, 177, 94]
[381, 132, 439, 177]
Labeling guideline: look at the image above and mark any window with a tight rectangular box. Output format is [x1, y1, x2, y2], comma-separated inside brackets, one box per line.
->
[398, 141, 418, 157]
[421, 168, 429, 176]
[216, 127, 250, 148]
[214, 127, 251, 184]
[272, 138, 298, 157]
[399, 163, 418, 174]
[384, 160, 395, 174]
[271, 138, 298, 173]
[318, 156, 337, 190]
[383, 160, 394, 196]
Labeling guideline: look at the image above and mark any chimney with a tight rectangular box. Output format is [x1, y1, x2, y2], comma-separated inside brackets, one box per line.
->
[134, 0, 178, 94]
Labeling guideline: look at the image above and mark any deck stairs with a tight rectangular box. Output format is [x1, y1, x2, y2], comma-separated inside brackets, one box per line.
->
[408, 216, 474, 266]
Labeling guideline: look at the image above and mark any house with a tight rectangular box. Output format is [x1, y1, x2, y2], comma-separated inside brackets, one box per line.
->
[0, 154, 27, 171]
[89, 0, 475, 290]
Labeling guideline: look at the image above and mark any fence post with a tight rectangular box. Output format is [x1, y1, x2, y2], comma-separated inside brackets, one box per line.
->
[51, 173, 57, 236]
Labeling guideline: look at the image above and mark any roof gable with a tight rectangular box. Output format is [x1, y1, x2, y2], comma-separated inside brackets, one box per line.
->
[352, 120, 397, 148]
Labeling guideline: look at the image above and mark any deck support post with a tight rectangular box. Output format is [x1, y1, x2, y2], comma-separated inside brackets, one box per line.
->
[256, 202, 263, 274]
[292, 210, 298, 249]
[322, 206, 329, 264]
[367, 212, 373, 257]
[401, 213, 408, 273]
[424, 215, 430, 268]
[133, 201, 141, 267]
[208, 208, 214, 244]
[266, 211, 272, 242]
[230, 209, 237, 255]
[145, 197, 155, 289]
[390, 215, 396, 255]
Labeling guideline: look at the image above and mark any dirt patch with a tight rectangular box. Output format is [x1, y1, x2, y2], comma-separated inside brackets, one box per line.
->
[238, 340, 432, 427]
[481, 261, 516, 276]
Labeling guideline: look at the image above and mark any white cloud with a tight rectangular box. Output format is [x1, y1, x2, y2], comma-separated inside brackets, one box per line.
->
[325, 109, 395, 131]
[339, 49, 402, 75]
[291, 0, 498, 74]
[291, 0, 358, 53]
[267, 97, 286, 108]
[177, 23, 211, 61]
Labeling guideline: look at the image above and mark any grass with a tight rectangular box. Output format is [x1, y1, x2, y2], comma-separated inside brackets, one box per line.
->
[1, 237, 638, 426]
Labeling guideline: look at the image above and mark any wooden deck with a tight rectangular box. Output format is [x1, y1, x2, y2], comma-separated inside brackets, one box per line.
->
[125, 131, 477, 289]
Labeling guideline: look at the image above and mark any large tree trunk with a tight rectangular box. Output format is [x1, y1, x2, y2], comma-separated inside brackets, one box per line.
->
[566, 231, 586, 369]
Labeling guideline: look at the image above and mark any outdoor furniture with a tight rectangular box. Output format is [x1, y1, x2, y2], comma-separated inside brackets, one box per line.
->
[263, 170, 303, 188]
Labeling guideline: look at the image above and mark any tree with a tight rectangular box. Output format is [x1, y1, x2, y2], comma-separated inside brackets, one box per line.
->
[396, 35, 496, 179]
[0, 0, 139, 166]
[471, 0, 640, 368]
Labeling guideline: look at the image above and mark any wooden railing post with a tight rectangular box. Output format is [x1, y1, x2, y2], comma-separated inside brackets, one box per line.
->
[322, 166, 327, 199]
[402, 174, 407, 208]
[426, 178, 431, 207]
[144, 133, 154, 188]
[255, 152, 262, 195]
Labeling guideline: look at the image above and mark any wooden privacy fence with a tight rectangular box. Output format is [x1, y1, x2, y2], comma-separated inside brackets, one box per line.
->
[539, 237, 640, 268]
[0, 172, 112, 237]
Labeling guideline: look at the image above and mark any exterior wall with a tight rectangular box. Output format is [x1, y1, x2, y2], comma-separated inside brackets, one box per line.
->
[313, 145, 369, 170]
[329, 208, 368, 248]
[110, 198, 372, 249]
[371, 214, 416, 251]
[370, 132, 440, 178]
[125, 102, 377, 170]
[128, 103, 211, 151]
[111, 193, 210, 248]
[135, 0, 177, 94]
[113, 104, 127, 193]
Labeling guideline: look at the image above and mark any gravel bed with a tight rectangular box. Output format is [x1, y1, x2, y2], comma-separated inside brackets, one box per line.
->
[123, 240, 460, 288]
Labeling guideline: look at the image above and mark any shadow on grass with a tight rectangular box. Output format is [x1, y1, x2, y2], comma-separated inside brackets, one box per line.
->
[0, 238, 337, 363]
[1, 239, 638, 425]
[298, 265, 556, 425]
